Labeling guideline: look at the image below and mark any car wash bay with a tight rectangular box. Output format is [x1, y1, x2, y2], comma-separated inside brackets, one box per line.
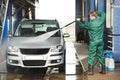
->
[1, 0, 120, 80]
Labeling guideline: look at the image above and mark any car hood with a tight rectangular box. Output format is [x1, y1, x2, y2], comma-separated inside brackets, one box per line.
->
[9, 37, 62, 48]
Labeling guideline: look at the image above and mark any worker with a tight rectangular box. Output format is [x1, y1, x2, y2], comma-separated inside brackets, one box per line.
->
[76, 11, 106, 75]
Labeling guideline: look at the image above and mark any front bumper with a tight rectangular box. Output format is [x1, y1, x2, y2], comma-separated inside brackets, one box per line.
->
[7, 51, 65, 68]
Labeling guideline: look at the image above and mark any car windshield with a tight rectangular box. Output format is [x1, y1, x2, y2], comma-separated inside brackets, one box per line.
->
[14, 22, 61, 37]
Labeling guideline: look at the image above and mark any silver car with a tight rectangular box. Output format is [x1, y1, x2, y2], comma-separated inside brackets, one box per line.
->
[6, 20, 68, 72]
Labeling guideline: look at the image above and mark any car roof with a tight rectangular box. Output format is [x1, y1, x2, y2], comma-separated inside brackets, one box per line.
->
[20, 19, 58, 24]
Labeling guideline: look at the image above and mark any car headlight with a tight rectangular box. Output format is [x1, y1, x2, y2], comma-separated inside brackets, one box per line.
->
[51, 45, 63, 52]
[7, 45, 19, 53]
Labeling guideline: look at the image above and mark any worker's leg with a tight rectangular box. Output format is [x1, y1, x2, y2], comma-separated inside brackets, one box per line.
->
[88, 41, 97, 66]
[87, 41, 97, 75]
[97, 39, 106, 74]
[97, 39, 105, 66]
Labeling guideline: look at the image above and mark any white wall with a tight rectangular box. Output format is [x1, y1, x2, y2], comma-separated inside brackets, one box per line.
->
[35, 0, 75, 41]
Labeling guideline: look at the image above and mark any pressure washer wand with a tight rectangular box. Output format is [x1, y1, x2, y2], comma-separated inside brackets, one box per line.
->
[60, 20, 76, 29]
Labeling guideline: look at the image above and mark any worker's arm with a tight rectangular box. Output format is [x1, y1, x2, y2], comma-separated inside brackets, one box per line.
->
[97, 11, 106, 23]
[76, 20, 90, 29]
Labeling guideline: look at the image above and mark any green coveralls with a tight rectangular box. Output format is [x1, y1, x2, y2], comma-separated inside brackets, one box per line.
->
[77, 12, 106, 66]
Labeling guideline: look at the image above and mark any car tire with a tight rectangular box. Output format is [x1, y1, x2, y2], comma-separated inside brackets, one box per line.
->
[59, 50, 66, 73]
[59, 63, 65, 73]
[7, 64, 16, 73]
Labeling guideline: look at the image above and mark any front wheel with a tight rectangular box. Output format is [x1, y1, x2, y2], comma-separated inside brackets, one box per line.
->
[7, 64, 16, 73]
[59, 63, 65, 73]
[59, 50, 66, 73]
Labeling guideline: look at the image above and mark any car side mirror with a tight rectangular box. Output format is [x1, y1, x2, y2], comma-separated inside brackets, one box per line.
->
[63, 33, 70, 38]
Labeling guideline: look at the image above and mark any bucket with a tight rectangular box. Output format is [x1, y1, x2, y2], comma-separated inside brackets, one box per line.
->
[107, 57, 115, 71]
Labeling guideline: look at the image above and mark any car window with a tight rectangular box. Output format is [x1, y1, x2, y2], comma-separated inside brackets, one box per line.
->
[14, 24, 34, 37]
[14, 21, 61, 37]
[34, 24, 57, 32]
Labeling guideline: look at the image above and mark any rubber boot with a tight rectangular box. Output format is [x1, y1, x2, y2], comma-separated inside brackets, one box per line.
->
[99, 65, 106, 74]
[86, 66, 94, 75]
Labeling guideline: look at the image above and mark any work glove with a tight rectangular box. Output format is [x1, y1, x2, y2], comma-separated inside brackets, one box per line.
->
[75, 18, 81, 21]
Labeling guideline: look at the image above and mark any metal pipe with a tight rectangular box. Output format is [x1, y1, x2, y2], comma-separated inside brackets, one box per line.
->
[82, 0, 85, 21]
[95, 0, 98, 11]
[111, 0, 114, 53]
[0, 0, 9, 41]
[26, 0, 36, 7]
[12, 2, 27, 16]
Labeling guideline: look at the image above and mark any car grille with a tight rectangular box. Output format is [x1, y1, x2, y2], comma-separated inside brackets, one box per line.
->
[23, 60, 46, 66]
[20, 48, 49, 55]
